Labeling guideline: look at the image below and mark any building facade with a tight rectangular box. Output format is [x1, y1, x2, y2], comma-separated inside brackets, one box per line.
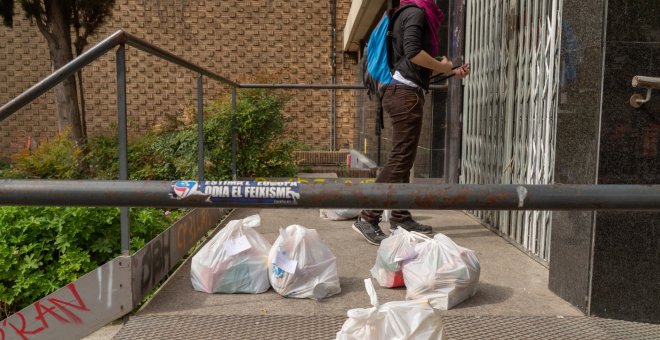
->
[2, 0, 658, 324]
[0, 0, 360, 159]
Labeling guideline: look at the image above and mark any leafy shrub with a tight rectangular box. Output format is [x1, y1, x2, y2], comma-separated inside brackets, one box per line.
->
[0, 206, 181, 318]
[84, 88, 300, 180]
[203, 89, 299, 179]
[3, 129, 83, 179]
[85, 132, 179, 180]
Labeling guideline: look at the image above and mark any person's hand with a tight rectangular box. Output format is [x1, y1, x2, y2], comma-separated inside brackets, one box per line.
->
[453, 63, 470, 79]
[435, 56, 453, 74]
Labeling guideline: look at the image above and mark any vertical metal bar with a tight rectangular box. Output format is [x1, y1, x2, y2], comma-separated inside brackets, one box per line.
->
[332, 89, 336, 151]
[476, 0, 485, 200]
[530, 0, 541, 254]
[538, 0, 547, 256]
[467, 0, 476, 186]
[331, 0, 337, 151]
[116, 44, 130, 256]
[463, 0, 471, 184]
[503, 0, 518, 238]
[496, 0, 504, 233]
[478, 0, 486, 188]
[197, 75, 204, 182]
[231, 87, 237, 180]
[522, 0, 533, 250]
[512, 0, 526, 244]
[460, 0, 470, 184]
[516, 0, 526, 243]
[463, 0, 476, 185]
[490, 0, 501, 227]
[480, 0, 486, 192]
[484, 0, 492, 187]
[545, 0, 563, 261]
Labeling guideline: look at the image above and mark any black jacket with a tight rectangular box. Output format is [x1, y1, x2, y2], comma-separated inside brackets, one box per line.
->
[391, 6, 434, 90]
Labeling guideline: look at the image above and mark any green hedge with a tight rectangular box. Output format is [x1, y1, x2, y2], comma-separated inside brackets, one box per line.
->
[84, 88, 300, 180]
[0, 207, 181, 318]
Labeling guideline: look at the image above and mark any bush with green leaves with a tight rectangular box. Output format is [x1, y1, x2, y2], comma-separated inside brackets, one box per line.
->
[84, 88, 300, 180]
[203, 89, 300, 179]
[2, 129, 83, 179]
[0, 206, 181, 318]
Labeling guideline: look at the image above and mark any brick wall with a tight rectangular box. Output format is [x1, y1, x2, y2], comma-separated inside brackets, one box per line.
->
[0, 0, 361, 159]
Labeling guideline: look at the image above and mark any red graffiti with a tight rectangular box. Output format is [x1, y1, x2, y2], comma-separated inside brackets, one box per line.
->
[1, 284, 89, 340]
[8, 312, 43, 339]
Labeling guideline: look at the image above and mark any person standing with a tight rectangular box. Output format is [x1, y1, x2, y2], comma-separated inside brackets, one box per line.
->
[353, 0, 470, 245]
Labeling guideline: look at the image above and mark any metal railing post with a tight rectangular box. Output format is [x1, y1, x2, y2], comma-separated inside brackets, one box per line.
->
[197, 75, 205, 182]
[231, 87, 237, 180]
[116, 44, 130, 256]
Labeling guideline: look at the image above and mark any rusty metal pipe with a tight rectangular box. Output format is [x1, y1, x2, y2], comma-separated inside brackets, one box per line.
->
[0, 180, 659, 211]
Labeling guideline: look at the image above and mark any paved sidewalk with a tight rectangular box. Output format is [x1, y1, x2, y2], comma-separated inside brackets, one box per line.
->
[107, 208, 660, 338]
[136, 208, 580, 318]
[102, 207, 629, 339]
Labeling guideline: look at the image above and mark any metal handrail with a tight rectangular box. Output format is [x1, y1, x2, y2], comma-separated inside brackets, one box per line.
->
[0, 30, 237, 119]
[0, 28, 452, 184]
[0, 29, 454, 256]
[123, 32, 239, 87]
[240, 83, 448, 91]
[0, 29, 447, 119]
[1, 180, 659, 210]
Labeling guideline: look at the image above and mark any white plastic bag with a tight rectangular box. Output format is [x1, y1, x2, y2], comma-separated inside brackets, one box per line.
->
[370, 229, 430, 288]
[268, 224, 341, 299]
[191, 214, 272, 294]
[336, 279, 445, 340]
[320, 209, 360, 221]
[402, 233, 480, 310]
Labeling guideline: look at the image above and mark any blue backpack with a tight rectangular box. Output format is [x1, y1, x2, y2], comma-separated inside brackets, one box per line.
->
[362, 5, 418, 130]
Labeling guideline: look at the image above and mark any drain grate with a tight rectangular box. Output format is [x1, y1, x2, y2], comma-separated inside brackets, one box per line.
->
[113, 314, 345, 340]
[442, 315, 660, 340]
[113, 314, 660, 339]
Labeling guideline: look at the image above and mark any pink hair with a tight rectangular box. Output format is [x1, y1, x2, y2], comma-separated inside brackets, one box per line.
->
[399, 0, 445, 56]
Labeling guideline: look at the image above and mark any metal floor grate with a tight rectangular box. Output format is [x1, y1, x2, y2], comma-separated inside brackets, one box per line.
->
[441, 315, 660, 340]
[113, 314, 660, 339]
[113, 314, 346, 340]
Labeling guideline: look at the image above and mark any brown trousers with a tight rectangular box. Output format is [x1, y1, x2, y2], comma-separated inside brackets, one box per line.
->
[361, 84, 425, 224]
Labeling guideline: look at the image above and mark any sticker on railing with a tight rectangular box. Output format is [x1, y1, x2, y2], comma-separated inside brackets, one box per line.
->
[172, 181, 300, 205]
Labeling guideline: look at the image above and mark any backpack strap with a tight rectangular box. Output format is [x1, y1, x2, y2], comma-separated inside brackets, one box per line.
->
[385, 4, 422, 71]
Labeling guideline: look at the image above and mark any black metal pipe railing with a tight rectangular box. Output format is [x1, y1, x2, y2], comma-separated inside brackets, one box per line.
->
[0, 30, 238, 120]
[0, 29, 474, 259]
[231, 88, 238, 180]
[239, 83, 448, 91]
[197, 75, 205, 182]
[123, 32, 239, 87]
[0, 180, 659, 211]
[116, 44, 130, 255]
[240, 83, 365, 89]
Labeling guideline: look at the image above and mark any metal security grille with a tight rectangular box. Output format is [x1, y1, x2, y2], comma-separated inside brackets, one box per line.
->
[462, 0, 563, 262]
